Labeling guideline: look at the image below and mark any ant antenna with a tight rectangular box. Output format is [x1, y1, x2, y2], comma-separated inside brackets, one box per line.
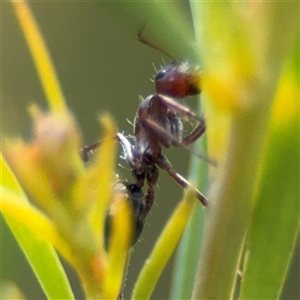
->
[137, 28, 179, 62]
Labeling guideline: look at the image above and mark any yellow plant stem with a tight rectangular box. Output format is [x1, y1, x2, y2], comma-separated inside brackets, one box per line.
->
[103, 197, 133, 299]
[132, 190, 196, 300]
[90, 115, 117, 248]
[11, 0, 67, 114]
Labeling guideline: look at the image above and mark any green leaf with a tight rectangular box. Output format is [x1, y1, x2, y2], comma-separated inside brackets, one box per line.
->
[1, 155, 74, 300]
[240, 53, 299, 300]
[190, 3, 299, 299]
[101, 1, 198, 60]
[170, 104, 208, 300]
[11, 1, 67, 114]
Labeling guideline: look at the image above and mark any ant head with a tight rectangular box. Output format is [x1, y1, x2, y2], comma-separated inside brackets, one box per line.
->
[155, 62, 202, 98]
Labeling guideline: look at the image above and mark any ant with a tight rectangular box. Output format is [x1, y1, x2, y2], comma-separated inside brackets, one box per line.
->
[83, 31, 208, 242]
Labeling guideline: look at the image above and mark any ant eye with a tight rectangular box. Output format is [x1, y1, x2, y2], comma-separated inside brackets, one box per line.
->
[155, 69, 166, 81]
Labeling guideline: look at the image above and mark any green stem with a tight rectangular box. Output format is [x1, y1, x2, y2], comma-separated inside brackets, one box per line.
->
[170, 100, 208, 299]
[192, 101, 273, 299]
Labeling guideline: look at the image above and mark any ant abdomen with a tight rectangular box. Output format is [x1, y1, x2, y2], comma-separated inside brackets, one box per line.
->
[105, 182, 147, 247]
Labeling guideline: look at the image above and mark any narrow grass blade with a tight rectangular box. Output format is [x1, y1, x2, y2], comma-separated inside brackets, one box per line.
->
[170, 103, 208, 299]
[1, 155, 74, 299]
[101, 1, 197, 60]
[240, 53, 299, 300]
[11, 0, 67, 114]
[132, 190, 196, 300]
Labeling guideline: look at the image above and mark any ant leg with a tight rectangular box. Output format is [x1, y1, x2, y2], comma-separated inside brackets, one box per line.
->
[145, 184, 155, 213]
[81, 141, 101, 162]
[182, 115, 206, 146]
[145, 166, 159, 213]
[169, 116, 184, 146]
[156, 154, 208, 206]
[116, 133, 159, 212]
[130, 164, 158, 213]
[144, 94, 205, 146]
[146, 116, 214, 165]
[142, 116, 183, 148]
[158, 94, 203, 122]
[132, 168, 155, 213]
[82, 133, 141, 170]
[139, 94, 184, 147]
[153, 94, 206, 146]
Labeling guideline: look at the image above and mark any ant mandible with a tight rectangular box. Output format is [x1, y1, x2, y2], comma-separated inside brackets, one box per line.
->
[83, 30, 208, 219]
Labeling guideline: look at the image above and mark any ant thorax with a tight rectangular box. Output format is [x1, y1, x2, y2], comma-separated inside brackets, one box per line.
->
[134, 122, 163, 160]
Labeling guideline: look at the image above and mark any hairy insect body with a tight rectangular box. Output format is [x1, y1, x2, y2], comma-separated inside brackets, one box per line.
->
[83, 35, 208, 245]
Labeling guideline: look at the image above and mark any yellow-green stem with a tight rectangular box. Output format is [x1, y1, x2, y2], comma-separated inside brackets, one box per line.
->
[193, 101, 273, 298]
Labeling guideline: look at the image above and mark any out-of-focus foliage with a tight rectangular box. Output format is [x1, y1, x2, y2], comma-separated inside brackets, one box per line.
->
[1, 1, 299, 299]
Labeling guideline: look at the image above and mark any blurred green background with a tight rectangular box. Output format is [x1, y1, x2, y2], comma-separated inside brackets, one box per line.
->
[1, 2, 299, 299]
